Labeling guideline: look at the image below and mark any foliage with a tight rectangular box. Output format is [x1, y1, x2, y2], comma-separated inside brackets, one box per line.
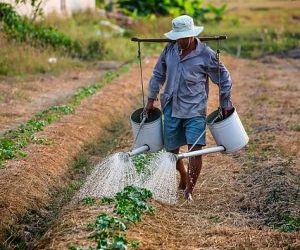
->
[113, 186, 155, 223]
[82, 197, 97, 205]
[117, 0, 226, 22]
[132, 153, 158, 173]
[0, 3, 80, 55]
[207, 3, 227, 22]
[0, 104, 73, 167]
[71, 85, 101, 106]
[0, 3, 103, 59]
[71, 186, 154, 250]
[279, 214, 300, 232]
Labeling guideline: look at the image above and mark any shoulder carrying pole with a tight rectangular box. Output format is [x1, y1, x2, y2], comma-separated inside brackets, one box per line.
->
[131, 35, 227, 43]
[137, 41, 145, 108]
[216, 39, 223, 120]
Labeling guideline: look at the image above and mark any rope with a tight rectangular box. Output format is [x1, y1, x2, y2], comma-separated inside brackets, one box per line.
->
[188, 114, 220, 152]
[217, 39, 223, 120]
[137, 42, 145, 108]
[188, 40, 223, 152]
[131, 115, 147, 150]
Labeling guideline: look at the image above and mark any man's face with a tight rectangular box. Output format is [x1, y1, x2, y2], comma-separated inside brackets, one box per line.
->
[177, 37, 192, 48]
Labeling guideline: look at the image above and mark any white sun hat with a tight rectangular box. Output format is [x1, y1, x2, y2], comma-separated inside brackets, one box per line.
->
[164, 15, 204, 40]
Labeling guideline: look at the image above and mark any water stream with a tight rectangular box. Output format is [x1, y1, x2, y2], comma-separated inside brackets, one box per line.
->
[75, 152, 139, 201]
[141, 152, 178, 204]
[75, 152, 178, 204]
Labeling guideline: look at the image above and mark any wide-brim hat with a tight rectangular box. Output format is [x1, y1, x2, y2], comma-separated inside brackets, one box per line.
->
[164, 15, 204, 40]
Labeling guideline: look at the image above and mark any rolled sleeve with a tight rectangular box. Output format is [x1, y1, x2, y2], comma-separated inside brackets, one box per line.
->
[148, 48, 167, 100]
[206, 48, 233, 108]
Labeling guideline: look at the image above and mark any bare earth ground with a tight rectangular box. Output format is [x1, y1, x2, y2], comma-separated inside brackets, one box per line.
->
[0, 61, 121, 134]
[34, 55, 299, 249]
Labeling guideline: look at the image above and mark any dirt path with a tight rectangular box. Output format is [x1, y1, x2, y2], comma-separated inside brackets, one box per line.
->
[35, 55, 299, 249]
[0, 61, 121, 134]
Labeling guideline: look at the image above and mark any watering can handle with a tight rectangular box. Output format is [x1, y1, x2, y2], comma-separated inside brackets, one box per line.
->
[218, 106, 223, 121]
[131, 115, 147, 150]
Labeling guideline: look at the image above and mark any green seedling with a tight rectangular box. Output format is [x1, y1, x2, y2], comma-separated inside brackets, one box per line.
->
[72, 186, 154, 249]
[81, 197, 97, 205]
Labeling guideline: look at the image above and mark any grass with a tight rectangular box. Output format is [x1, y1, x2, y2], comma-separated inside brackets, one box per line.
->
[40, 11, 138, 62]
[200, 7, 300, 57]
[2, 2, 299, 77]
[279, 214, 300, 233]
[127, 4, 300, 58]
[290, 123, 300, 132]
[0, 33, 85, 77]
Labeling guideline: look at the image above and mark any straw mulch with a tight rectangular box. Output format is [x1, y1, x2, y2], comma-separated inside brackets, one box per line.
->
[35, 55, 299, 249]
[0, 57, 156, 245]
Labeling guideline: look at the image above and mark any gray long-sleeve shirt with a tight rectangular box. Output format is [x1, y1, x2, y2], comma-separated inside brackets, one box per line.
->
[148, 38, 233, 118]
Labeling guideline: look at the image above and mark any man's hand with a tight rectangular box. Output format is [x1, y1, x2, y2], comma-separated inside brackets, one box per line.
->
[222, 107, 234, 119]
[144, 98, 155, 115]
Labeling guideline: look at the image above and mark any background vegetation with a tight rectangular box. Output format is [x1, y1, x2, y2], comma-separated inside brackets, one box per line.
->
[0, 0, 299, 76]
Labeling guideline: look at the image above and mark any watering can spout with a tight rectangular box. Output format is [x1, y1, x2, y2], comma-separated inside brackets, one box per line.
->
[127, 145, 150, 157]
[177, 146, 225, 160]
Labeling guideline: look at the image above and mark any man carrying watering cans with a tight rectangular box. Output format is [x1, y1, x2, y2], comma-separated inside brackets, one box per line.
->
[145, 15, 233, 201]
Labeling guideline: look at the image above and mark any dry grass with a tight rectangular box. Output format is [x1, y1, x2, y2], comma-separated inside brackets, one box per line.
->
[33, 55, 299, 249]
[0, 57, 156, 246]
[0, 64, 109, 134]
[0, 34, 84, 77]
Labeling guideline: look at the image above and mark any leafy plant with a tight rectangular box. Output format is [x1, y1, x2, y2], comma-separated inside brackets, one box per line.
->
[132, 153, 153, 173]
[101, 197, 115, 204]
[279, 214, 300, 232]
[0, 104, 75, 166]
[0, 105, 66, 164]
[71, 186, 154, 250]
[82, 197, 97, 205]
[114, 186, 155, 223]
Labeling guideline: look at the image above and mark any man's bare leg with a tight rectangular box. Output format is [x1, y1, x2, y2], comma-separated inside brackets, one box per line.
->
[170, 148, 187, 190]
[185, 145, 203, 199]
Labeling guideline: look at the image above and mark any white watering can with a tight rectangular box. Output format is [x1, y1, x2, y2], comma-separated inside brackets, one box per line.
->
[128, 107, 163, 156]
[128, 107, 249, 159]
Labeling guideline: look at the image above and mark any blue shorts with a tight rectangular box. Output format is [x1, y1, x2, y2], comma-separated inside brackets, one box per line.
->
[163, 101, 206, 151]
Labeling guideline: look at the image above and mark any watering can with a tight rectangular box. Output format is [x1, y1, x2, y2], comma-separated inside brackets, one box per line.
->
[128, 107, 163, 156]
[127, 107, 249, 159]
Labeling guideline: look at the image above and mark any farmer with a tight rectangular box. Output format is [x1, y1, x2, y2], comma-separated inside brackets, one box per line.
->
[145, 15, 233, 201]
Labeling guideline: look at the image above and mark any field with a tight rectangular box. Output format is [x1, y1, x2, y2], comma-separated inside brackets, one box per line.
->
[0, 0, 299, 249]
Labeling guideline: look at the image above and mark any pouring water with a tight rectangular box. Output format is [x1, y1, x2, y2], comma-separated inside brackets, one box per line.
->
[75, 152, 139, 201]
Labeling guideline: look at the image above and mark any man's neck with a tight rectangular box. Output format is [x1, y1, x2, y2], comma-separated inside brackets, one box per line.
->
[179, 38, 197, 58]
